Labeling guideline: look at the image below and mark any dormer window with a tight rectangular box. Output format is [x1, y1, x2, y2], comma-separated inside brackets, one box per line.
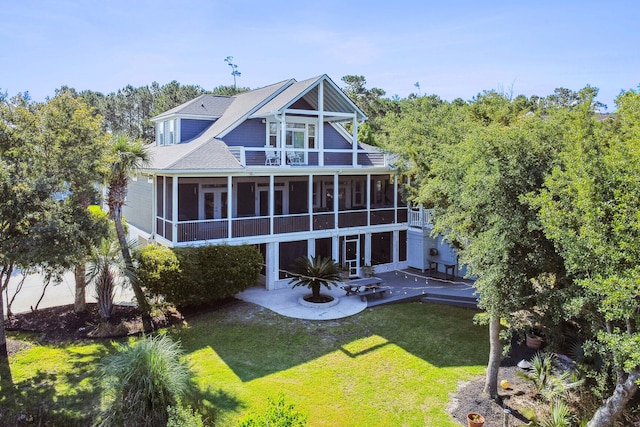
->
[157, 119, 179, 146]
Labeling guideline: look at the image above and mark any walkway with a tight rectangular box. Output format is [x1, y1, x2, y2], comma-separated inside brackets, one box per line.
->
[237, 268, 478, 321]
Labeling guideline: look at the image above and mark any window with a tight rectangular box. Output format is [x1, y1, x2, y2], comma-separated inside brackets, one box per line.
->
[157, 119, 178, 146]
[268, 122, 278, 147]
[266, 119, 318, 149]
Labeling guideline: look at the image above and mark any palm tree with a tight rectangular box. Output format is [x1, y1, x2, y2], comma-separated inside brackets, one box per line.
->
[289, 256, 342, 302]
[106, 134, 153, 331]
[86, 239, 128, 321]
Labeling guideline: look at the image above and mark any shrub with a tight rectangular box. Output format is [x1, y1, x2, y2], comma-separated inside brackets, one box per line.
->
[136, 243, 262, 308]
[136, 244, 181, 300]
[96, 334, 195, 427]
[170, 244, 262, 307]
[237, 394, 307, 427]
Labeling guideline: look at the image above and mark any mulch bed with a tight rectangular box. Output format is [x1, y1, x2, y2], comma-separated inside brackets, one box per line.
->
[5, 302, 183, 345]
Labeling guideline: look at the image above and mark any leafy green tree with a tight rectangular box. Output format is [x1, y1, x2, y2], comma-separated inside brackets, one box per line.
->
[289, 256, 342, 301]
[105, 134, 153, 331]
[1, 97, 46, 358]
[383, 91, 567, 397]
[39, 90, 110, 312]
[534, 89, 640, 426]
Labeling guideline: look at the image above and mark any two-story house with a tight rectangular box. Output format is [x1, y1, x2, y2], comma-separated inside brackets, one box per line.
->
[123, 74, 456, 290]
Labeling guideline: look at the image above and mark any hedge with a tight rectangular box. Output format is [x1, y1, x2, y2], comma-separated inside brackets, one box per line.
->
[137, 244, 262, 308]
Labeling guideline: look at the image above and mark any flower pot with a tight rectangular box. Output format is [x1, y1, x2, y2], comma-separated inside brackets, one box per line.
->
[467, 413, 485, 427]
[526, 334, 543, 349]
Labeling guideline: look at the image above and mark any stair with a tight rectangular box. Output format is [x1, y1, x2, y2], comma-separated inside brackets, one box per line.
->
[420, 293, 478, 309]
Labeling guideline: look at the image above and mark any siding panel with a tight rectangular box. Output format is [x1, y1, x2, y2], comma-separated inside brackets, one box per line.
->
[224, 119, 265, 147]
[123, 178, 153, 233]
[181, 119, 214, 142]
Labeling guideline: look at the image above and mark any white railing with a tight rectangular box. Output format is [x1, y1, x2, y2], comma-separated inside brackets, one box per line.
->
[409, 208, 434, 228]
[232, 146, 387, 167]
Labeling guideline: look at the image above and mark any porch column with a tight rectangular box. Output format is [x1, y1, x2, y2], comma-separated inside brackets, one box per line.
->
[227, 175, 233, 238]
[364, 233, 372, 266]
[269, 175, 274, 235]
[280, 112, 287, 166]
[333, 172, 339, 229]
[308, 174, 314, 232]
[265, 242, 277, 290]
[393, 230, 400, 269]
[352, 115, 358, 166]
[172, 176, 178, 244]
[318, 81, 324, 167]
[151, 175, 157, 237]
[307, 238, 315, 259]
[366, 173, 371, 227]
[394, 174, 398, 224]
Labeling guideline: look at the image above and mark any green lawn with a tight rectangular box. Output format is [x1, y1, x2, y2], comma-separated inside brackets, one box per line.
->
[2, 301, 488, 426]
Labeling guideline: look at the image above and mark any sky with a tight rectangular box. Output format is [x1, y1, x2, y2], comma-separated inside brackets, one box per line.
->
[1, 0, 638, 111]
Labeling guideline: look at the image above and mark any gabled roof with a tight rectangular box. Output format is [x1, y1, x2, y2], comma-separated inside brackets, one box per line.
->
[252, 74, 367, 122]
[152, 94, 234, 121]
[147, 75, 368, 171]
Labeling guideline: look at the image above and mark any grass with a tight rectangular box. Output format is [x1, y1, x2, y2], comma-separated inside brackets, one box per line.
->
[2, 301, 488, 426]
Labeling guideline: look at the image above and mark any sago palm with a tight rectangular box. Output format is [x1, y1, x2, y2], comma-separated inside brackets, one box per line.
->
[289, 256, 342, 301]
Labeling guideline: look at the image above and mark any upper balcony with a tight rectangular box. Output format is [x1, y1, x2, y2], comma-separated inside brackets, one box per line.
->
[226, 146, 388, 168]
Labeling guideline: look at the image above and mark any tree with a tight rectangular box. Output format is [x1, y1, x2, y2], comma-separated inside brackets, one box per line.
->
[38, 90, 110, 312]
[224, 56, 241, 89]
[86, 239, 128, 321]
[534, 89, 640, 426]
[341, 75, 397, 145]
[105, 134, 153, 331]
[289, 256, 342, 302]
[0, 94, 82, 357]
[383, 91, 567, 397]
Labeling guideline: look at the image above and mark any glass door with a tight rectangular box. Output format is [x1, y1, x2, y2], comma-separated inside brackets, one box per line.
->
[342, 235, 360, 278]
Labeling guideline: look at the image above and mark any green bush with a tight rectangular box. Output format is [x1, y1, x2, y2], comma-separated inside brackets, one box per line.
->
[96, 334, 195, 427]
[137, 244, 262, 308]
[171, 244, 262, 307]
[238, 394, 307, 427]
[136, 244, 181, 300]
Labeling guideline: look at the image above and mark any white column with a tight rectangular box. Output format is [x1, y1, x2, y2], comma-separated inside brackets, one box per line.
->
[308, 174, 314, 232]
[151, 175, 157, 237]
[352, 115, 358, 166]
[266, 242, 277, 290]
[280, 112, 287, 166]
[172, 176, 178, 244]
[269, 175, 274, 234]
[366, 173, 371, 227]
[227, 175, 233, 237]
[334, 172, 339, 229]
[365, 233, 372, 266]
[318, 81, 324, 167]
[393, 230, 400, 268]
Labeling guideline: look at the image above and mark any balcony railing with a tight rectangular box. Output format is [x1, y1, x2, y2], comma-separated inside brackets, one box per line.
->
[409, 208, 434, 229]
[161, 208, 408, 243]
[228, 146, 388, 167]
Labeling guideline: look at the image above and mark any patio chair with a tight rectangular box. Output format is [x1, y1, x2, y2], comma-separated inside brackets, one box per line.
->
[265, 149, 280, 165]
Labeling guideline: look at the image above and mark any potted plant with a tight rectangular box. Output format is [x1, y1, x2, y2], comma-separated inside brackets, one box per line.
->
[526, 332, 543, 349]
[361, 264, 375, 278]
[340, 264, 351, 280]
[467, 412, 485, 427]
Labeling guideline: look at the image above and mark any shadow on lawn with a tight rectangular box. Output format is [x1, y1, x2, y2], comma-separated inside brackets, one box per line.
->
[0, 342, 112, 426]
[174, 300, 489, 383]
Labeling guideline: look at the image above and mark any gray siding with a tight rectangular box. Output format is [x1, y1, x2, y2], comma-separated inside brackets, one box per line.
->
[123, 178, 153, 233]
